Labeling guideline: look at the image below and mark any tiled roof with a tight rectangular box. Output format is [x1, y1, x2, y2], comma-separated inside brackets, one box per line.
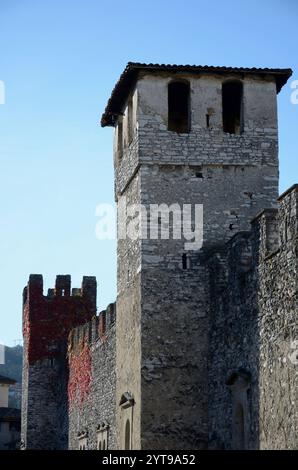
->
[0, 407, 21, 422]
[101, 62, 292, 127]
[0, 374, 16, 385]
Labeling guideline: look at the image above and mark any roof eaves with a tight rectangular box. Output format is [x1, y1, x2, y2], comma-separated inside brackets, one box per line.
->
[101, 63, 293, 127]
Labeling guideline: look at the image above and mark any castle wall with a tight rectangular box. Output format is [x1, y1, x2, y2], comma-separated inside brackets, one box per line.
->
[68, 304, 116, 450]
[21, 275, 96, 450]
[207, 232, 260, 449]
[257, 186, 298, 449]
[208, 185, 298, 450]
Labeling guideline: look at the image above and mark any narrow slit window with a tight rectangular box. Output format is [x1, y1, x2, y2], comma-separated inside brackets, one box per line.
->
[222, 81, 243, 134]
[127, 96, 133, 144]
[125, 419, 131, 450]
[168, 81, 190, 133]
[182, 253, 187, 270]
[118, 119, 123, 161]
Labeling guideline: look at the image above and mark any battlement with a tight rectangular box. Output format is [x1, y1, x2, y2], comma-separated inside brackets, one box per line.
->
[251, 184, 298, 259]
[23, 274, 96, 306]
[69, 303, 116, 353]
[222, 184, 298, 276]
[22, 274, 97, 364]
[67, 303, 116, 410]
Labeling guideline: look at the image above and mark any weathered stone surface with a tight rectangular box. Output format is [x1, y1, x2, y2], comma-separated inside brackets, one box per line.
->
[21, 275, 96, 450]
[208, 187, 298, 449]
[68, 305, 116, 450]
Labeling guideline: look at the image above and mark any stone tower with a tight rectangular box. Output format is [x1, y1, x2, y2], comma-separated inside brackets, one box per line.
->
[101, 63, 292, 449]
[21, 274, 96, 449]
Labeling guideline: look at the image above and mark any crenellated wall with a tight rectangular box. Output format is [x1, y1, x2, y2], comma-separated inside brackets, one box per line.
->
[68, 303, 116, 450]
[21, 275, 96, 450]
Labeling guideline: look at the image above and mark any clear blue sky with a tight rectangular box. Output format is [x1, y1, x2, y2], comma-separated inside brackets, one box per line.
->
[0, 0, 297, 345]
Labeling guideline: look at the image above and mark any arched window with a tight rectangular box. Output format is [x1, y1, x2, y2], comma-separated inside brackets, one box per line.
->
[226, 369, 251, 450]
[222, 81, 243, 134]
[168, 81, 190, 133]
[124, 419, 131, 450]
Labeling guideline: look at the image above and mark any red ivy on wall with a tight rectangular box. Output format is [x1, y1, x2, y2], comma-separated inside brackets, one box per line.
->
[23, 295, 93, 364]
[68, 341, 92, 406]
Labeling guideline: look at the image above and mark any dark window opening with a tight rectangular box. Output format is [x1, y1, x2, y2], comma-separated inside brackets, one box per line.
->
[234, 404, 245, 450]
[206, 114, 210, 128]
[285, 219, 288, 242]
[118, 119, 123, 161]
[222, 81, 243, 134]
[127, 96, 133, 144]
[239, 272, 247, 299]
[125, 419, 131, 450]
[182, 253, 187, 269]
[168, 81, 190, 133]
[196, 172, 203, 178]
[229, 224, 234, 230]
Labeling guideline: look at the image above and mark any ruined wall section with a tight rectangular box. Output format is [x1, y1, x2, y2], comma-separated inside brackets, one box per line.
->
[68, 304, 116, 450]
[21, 275, 96, 450]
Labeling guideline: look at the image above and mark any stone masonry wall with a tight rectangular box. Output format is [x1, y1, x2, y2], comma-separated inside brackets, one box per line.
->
[208, 185, 298, 450]
[21, 275, 96, 450]
[207, 231, 260, 449]
[113, 70, 280, 449]
[136, 73, 278, 449]
[115, 165, 142, 449]
[68, 304, 116, 450]
[258, 186, 298, 449]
